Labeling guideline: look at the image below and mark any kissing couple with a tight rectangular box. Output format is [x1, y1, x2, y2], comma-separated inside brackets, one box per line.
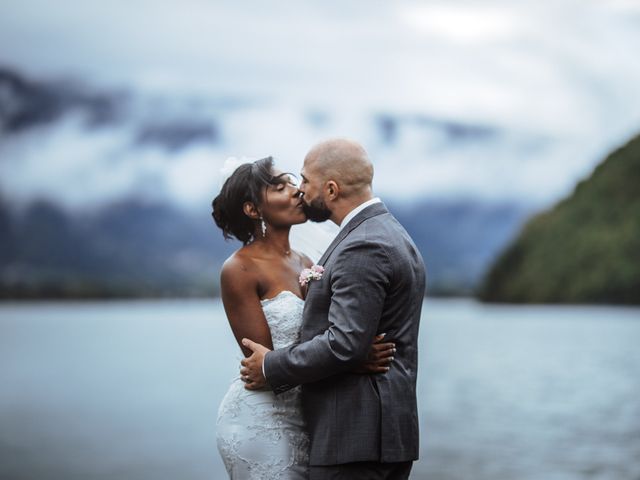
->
[212, 138, 426, 479]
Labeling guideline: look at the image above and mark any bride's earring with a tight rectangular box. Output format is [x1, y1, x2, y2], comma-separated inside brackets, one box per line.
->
[260, 218, 267, 237]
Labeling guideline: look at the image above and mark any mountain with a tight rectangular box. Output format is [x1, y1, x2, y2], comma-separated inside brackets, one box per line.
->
[0, 67, 221, 152]
[391, 201, 529, 295]
[0, 196, 529, 299]
[0, 66, 536, 299]
[0, 67, 501, 152]
[479, 133, 640, 304]
[0, 197, 234, 299]
[375, 113, 501, 146]
[0, 67, 126, 132]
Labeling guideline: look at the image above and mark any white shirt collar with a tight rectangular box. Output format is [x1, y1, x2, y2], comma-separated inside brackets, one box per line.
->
[338, 197, 381, 231]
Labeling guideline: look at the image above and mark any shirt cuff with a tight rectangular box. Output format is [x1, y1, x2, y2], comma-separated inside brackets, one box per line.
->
[262, 352, 268, 381]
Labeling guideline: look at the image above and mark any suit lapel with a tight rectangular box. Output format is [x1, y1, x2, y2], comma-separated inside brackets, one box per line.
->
[317, 202, 388, 266]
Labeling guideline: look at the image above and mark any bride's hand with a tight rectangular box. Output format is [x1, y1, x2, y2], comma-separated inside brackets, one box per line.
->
[352, 334, 396, 374]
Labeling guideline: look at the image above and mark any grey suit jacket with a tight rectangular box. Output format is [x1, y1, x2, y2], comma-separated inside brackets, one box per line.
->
[264, 202, 426, 466]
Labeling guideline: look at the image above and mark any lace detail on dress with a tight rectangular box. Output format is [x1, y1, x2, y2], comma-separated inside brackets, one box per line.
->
[217, 291, 309, 479]
[260, 291, 304, 350]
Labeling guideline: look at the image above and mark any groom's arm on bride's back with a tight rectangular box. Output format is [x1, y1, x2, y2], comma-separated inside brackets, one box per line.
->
[220, 256, 274, 357]
[264, 241, 391, 391]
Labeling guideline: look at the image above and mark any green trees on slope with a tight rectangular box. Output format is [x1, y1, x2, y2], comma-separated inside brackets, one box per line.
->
[479, 133, 640, 304]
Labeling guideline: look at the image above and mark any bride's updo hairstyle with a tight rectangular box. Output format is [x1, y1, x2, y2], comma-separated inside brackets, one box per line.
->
[212, 156, 276, 245]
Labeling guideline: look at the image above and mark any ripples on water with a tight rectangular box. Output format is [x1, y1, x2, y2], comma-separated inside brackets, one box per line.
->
[1, 299, 639, 480]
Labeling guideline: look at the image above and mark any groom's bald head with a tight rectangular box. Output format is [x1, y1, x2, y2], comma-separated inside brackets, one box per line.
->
[303, 138, 373, 198]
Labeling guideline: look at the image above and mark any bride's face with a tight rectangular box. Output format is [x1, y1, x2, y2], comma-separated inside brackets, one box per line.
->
[260, 168, 306, 227]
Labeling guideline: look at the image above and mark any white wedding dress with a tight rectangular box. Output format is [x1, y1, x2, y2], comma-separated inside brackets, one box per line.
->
[216, 290, 310, 479]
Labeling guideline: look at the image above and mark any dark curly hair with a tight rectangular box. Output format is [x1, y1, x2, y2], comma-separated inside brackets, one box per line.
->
[212, 156, 277, 244]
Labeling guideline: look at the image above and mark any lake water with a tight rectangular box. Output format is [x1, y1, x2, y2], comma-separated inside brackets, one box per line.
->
[1, 299, 639, 480]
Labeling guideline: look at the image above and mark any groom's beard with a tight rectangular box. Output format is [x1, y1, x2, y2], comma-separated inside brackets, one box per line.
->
[303, 198, 332, 222]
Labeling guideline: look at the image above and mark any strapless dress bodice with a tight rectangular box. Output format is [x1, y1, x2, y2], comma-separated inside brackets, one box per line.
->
[260, 290, 305, 350]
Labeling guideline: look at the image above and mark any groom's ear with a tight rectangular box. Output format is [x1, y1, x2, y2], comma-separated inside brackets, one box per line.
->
[326, 180, 339, 200]
[243, 201, 260, 220]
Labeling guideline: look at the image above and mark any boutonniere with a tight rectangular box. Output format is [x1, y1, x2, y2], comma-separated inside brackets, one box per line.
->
[299, 265, 324, 287]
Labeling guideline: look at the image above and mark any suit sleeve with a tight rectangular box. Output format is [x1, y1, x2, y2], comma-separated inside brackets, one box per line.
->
[264, 240, 391, 394]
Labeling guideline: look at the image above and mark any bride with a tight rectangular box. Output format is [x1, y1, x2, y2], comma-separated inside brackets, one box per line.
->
[211, 157, 395, 479]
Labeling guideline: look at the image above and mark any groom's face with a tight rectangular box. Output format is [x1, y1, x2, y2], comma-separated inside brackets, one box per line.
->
[299, 162, 332, 223]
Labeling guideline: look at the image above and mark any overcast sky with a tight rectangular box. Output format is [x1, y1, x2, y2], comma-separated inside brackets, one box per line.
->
[1, 0, 640, 209]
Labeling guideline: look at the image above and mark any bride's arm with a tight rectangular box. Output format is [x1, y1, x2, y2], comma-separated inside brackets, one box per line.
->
[220, 256, 274, 357]
[353, 334, 396, 374]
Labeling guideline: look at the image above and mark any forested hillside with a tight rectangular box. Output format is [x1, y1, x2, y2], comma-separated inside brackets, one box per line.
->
[480, 133, 640, 304]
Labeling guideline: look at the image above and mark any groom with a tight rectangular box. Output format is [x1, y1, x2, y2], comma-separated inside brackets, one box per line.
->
[241, 138, 426, 479]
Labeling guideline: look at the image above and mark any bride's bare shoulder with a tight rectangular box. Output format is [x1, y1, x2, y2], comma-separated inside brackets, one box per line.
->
[220, 245, 263, 288]
[222, 247, 257, 274]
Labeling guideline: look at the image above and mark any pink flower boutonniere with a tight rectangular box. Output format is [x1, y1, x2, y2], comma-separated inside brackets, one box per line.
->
[299, 265, 324, 287]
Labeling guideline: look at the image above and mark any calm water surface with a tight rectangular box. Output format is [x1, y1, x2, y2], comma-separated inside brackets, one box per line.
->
[1, 299, 639, 480]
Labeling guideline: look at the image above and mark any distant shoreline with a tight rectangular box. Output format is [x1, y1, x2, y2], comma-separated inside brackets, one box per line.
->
[2, 294, 639, 308]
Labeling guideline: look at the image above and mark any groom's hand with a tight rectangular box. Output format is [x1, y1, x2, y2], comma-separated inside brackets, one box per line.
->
[240, 338, 271, 390]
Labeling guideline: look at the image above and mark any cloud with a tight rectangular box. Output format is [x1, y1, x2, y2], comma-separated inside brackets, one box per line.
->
[398, 4, 521, 43]
[1, 0, 640, 210]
